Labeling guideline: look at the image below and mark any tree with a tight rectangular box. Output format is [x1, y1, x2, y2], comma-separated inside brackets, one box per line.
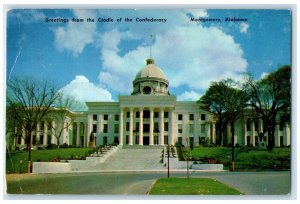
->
[245, 65, 291, 151]
[222, 80, 248, 171]
[47, 94, 84, 148]
[199, 81, 228, 145]
[6, 77, 59, 173]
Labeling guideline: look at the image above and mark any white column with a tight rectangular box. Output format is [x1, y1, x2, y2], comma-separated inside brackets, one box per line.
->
[206, 122, 210, 144]
[76, 122, 80, 146]
[275, 124, 280, 146]
[51, 120, 56, 144]
[170, 110, 175, 145]
[251, 121, 255, 146]
[159, 108, 164, 145]
[36, 122, 40, 144]
[149, 108, 154, 145]
[119, 108, 124, 145]
[212, 122, 216, 144]
[43, 122, 47, 145]
[244, 120, 247, 146]
[285, 123, 290, 146]
[83, 122, 87, 147]
[139, 108, 143, 145]
[129, 108, 133, 145]
[87, 115, 92, 146]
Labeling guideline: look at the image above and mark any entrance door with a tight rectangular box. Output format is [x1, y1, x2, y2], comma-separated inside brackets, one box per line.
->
[143, 136, 149, 145]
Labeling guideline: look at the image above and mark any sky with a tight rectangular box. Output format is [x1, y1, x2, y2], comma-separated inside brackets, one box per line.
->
[6, 9, 291, 104]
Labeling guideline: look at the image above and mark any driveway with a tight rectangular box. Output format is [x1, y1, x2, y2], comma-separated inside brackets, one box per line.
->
[5, 171, 291, 196]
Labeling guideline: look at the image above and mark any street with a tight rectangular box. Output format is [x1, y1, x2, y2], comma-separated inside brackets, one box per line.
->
[5, 171, 291, 196]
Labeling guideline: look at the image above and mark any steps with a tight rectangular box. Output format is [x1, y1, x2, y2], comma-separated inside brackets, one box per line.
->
[91, 146, 165, 171]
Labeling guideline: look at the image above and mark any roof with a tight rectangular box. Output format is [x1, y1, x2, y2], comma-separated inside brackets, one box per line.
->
[134, 59, 168, 81]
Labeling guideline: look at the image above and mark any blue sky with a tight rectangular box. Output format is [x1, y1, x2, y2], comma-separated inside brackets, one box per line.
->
[7, 9, 291, 103]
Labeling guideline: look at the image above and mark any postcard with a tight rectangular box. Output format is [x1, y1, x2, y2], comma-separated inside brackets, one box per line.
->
[5, 7, 292, 197]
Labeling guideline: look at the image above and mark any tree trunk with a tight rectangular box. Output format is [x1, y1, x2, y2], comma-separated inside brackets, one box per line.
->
[28, 131, 32, 173]
[267, 125, 275, 151]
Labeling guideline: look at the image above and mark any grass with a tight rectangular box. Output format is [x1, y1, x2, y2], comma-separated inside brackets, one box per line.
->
[148, 178, 242, 195]
[6, 148, 90, 173]
[188, 147, 291, 170]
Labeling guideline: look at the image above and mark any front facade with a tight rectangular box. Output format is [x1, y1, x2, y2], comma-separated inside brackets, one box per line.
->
[8, 58, 291, 150]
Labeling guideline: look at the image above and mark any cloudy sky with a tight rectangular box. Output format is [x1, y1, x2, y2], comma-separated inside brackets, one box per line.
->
[7, 9, 291, 103]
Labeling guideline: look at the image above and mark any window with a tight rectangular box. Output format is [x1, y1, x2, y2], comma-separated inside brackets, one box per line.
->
[114, 114, 119, 121]
[178, 137, 182, 145]
[164, 135, 169, 145]
[93, 124, 97, 133]
[154, 122, 159, 132]
[40, 122, 44, 131]
[47, 135, 51, 144]
[164, 122, 169, 131]
[143, 110, 150, 118]
[114, 124, 119, 133]
[114, 137, 119, 144]
[164, 112, 169, 118]
[104, 114, 108, 120]
[39, 135, 44, 144]
[103, 124, 108, 133]
[103, 136, 108, 145]
[126, 122, 129, 131]
[143, 124, 150, 132]
[126, 135, 129, 144]
[154, 112, 159, 118]
[136, 112, 140, 118]
[201, 114, 206, 121]
[93, 114, 98, 121]
[189, 114, 194, 121]
[136, 122, 139, 131]
[189, 124, 194, 133]
[154, 136, 159, 144]
[255, 121, 258, 131]
[201, 124, 205, 133]
[17, 135, 22, 144]
[126, 112, 130, 118]
[247, 120, 251, 131]
[32, 135, 37, 145]
[178, 124, 182, 133]
[178, 114, 182, 121]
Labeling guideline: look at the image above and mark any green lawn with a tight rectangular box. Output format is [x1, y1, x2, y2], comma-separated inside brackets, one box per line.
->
[148, 178, 242, 195]
[6, 148, 90, 173]
[189, 147, 291, 170]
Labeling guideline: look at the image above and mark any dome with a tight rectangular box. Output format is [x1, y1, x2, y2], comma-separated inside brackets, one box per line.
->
[132, 58, 170, 96]
[134, 59, 168, 82]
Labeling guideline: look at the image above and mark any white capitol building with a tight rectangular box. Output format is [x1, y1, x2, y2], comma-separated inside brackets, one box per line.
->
[11, 58, 291, 149]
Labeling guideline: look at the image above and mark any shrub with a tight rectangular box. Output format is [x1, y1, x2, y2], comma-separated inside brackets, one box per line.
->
[59, 143, 68, 148]
[46, 143, 57, 149]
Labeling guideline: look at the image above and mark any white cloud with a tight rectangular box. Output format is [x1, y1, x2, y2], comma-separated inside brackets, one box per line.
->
[9, 10, 46, 24]
[98, 24, 248, 94]
[182, 9, 208, 17]
[60, 75, 112, 103]
[260, 72, 269, 79]
[239, 22, 249, 33]
[53, 10, 97, 56]
[178, 91, 201, 101]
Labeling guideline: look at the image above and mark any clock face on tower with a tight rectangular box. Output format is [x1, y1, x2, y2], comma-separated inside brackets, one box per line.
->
[143, 86, 151, 94]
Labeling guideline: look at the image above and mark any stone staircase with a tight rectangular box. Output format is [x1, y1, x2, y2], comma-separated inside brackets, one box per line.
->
[90, 146, 165, 171]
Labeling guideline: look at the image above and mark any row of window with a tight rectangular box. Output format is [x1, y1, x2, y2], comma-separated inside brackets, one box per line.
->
[177, 113, 206, 121]
[93, 113, 207, 121]
[93, 122, 208, 134]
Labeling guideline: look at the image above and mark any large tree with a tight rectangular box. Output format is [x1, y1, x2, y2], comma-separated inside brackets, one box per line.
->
[6, 77, 59, 172]
[245, 65, 291, 151]
[48, 94, 84, 148]
[199, 81, 230, 145]
[222, 80, 248, 171]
